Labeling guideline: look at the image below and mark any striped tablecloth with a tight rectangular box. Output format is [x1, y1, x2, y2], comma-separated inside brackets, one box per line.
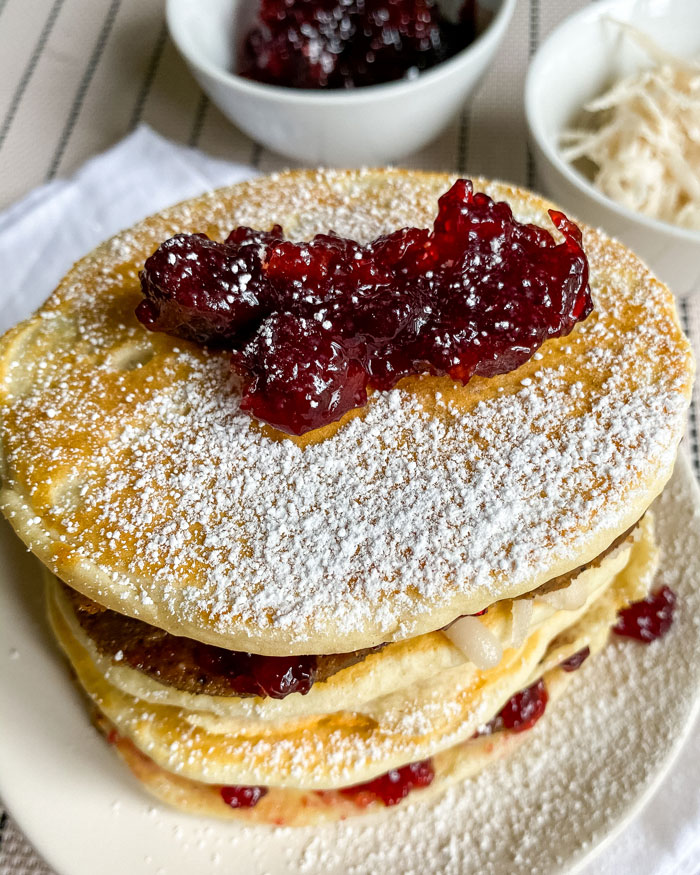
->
[1, 2, 699, 873]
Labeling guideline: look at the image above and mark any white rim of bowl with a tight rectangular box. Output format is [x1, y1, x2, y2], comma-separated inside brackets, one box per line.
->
[166, 0, 517, 106]
[524, 0, 700, 244]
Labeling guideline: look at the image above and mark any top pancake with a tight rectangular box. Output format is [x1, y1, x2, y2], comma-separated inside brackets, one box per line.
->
[0, 170, 693, 655]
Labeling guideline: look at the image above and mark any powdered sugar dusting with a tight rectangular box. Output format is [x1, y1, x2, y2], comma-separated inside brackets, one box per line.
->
[26, 459, 697, 875]
[92, 351, 679, 642]
[124, 458, 700, 875]
[276, 461, 700, 875]
[0, 172, 692, 651]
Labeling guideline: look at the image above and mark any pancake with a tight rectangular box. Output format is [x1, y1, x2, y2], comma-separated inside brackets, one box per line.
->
[94, 661, 582, 826]
[0, 170, 692, 656]
[46, 514, 657, 791]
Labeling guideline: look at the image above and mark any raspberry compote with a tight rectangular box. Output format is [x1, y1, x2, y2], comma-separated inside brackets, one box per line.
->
[217, 759, 435, 811]
[559, 646, 590, 672]
[613, 585, 676, 643]
[197, 647, 317, 699]
[136, 226, 283, 345]
[338, 758, 435, 806]
[137, 179, 592, 435]
[220, 784, 268, 808]
[478, 679, 549, 736]
[237, 0, 477, 89]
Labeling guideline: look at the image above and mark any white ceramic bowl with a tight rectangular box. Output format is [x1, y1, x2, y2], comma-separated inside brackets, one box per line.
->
[525, 0, 700, 297]
[166, 0, 516, 167]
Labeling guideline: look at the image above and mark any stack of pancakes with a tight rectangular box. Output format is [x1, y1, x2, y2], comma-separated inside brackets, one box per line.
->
[0, 170, 693, 825]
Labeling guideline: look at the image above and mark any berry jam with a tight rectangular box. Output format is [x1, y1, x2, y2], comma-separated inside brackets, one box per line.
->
[497, 679, 548, 732]
[613, 585, 676, 643]
[237, 0, 477, 90]
[478, 679, 549, 736]
[137, 179, 592, 435]
[559, 646, 590, 672]
[198, 647, 317, 699]
[136, 226, 283, 345]
[338, 758, 435, 806]
[220, 784, 268, 808]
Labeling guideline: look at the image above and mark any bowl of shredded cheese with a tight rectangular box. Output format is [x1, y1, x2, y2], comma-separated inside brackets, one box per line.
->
[525, 0, 700, 296]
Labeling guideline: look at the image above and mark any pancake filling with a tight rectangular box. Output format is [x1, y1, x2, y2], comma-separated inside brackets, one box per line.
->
[59, 521, 640, 701]
[61, 584, 382, 699]
[100, 660, 576, 814]
[94, 601, 666, 818]
[476, 678, 548, 735]
[201, 592, 672, 813]
[102, 666, 554, 814]
[559, 646, 590, 672]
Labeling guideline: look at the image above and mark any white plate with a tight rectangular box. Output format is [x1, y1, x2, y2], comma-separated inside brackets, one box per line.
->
[1, 455, 700, 875]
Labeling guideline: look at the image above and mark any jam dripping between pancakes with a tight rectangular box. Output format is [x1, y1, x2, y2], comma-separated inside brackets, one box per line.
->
[136, 180, 592, 435]
[107, 669, 559, 811]
[63, 584, 379, 700]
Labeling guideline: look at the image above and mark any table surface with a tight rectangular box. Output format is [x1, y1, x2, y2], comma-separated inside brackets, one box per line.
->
[1, 1, 699, 873]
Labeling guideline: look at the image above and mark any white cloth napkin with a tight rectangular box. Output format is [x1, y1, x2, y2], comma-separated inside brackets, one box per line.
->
[0, 125, 698, 875]
[0, 125, 258, 335]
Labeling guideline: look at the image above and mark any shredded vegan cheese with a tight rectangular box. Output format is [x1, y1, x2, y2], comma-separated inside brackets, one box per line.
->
[444, 616, 503, 670]
[560, 21, 700, 231]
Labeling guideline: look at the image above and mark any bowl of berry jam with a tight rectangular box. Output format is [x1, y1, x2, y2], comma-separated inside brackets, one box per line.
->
[166, 0, 516, 165]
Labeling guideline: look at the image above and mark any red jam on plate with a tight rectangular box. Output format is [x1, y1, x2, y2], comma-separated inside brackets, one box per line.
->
[137, 179, 592, 435]
[613, 585, 676, 643]
[237, 0, 477, 89]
